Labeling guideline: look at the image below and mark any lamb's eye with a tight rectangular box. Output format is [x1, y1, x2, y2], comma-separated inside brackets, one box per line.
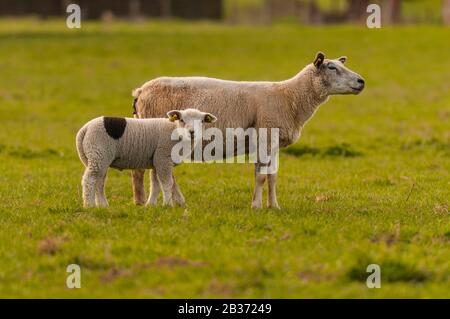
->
[328, 65, 337, 70]
[180, 119, 184, 123]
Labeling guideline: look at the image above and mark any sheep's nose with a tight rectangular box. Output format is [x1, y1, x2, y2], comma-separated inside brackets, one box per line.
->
[189, 130, 195, 138]
[357, 78, 365, 86]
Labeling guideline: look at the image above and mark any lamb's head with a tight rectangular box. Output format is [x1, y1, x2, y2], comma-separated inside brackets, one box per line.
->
[312, 52, 365, 95]
[167, 108, 217, 139]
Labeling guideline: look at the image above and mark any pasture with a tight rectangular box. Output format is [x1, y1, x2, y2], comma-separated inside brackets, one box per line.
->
[0, 19, 448, 298]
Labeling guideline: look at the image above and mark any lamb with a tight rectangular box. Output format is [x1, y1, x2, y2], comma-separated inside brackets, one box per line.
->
[131, 52, 365, 209]
[76, 108, 217, 208]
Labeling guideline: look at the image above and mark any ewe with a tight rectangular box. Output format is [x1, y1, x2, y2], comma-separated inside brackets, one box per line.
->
[76, 109, 217, 208]
[132, 52, 365, 209]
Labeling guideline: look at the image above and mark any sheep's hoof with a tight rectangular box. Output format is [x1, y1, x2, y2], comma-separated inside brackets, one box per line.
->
[174, 202, 186, 208]
[268, 204, 281, 210]
[145, 200, 157, 207]
[173, 196, 185, 207]
[161, 199, 174, 207]
[83, 201, 96, 208]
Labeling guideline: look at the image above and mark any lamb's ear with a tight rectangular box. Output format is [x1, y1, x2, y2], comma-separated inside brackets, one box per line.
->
[313, 52, 325, 68]
[338, 56, 347, 64]
[167, 110, 181, 122]
[203, 113, 217, 123]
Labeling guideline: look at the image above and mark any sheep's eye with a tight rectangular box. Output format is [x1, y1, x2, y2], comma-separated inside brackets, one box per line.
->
[328, 64, 337, 70]
[180, 119, 184, 123]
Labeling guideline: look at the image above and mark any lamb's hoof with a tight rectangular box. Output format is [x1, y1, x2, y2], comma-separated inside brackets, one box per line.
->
[251, 202, 262, 209]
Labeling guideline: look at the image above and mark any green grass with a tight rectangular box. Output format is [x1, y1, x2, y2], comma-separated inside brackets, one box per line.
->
[0, 19, 449, 298]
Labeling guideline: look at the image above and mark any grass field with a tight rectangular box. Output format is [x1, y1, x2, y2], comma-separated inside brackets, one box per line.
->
[0, 19, 448, 298]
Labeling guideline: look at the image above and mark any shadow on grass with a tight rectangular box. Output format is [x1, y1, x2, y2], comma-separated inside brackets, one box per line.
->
[0, 143, 64, 159]
[346, 256, 430, 283]
[283, 143, 362, 158]
[401, 137, 450, 156]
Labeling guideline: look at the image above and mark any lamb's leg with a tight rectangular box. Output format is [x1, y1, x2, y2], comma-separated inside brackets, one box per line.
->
[251, 163, 266, 209]
[82, 168, 99, 208]
[267, 173, 280, 209]
[153, 159, 174, 207]
[146, 169, 161, 206]
[95, 170, 109, 208]
[157, 170, 174, 207]
[171, 173, 185, 207]
[132, 169, 146, 205]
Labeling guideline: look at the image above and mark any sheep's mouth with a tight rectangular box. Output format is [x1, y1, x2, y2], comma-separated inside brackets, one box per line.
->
[351, 86, 364, 93]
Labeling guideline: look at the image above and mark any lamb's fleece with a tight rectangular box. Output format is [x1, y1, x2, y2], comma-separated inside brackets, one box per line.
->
[76, 117, 176, 171]
[76, 116, 183, 208]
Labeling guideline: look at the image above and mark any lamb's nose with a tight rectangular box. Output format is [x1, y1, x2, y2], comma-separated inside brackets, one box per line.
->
[357, 78, 365, 85]
[189, 130, 195, 138]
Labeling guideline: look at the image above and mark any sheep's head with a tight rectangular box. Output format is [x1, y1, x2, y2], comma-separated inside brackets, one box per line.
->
[167, 108, 217, 140]
[313, 51, 365, 95]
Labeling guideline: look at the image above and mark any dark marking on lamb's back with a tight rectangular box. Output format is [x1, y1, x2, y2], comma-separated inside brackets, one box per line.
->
[103, 117, 127, 140]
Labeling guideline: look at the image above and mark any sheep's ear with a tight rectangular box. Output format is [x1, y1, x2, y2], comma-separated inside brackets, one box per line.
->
[313, 52, 325, 68]
[203, 113, 217, 123]
[338, 56, 347, 64]
[167, 110, 181, 122]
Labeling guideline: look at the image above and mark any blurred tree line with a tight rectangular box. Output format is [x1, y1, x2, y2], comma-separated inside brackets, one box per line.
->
[226, 0, 449, 25]
[0, 0, 222, 20]
[0, 0, 448, 25]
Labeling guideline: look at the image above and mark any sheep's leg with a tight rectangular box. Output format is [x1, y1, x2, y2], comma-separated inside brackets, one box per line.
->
[253, 127, 280, 209]
[267, 173, 280, 209]
[171, 173, 185, 207]
[146, 169, 161, 206]
[95, 170, 109, 208]
[82, 168, 99, 208]
[251, 163, 266, 209]
[132, 169, 146, 205]
[153, 160, 174, 207]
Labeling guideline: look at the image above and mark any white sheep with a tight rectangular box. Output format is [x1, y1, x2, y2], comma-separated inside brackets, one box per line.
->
[132, 52, 365, 209]
[76, 109, 217, 208]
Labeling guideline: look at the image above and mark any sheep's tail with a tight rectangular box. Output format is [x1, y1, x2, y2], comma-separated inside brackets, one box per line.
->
[76, 124, 89, 167]
[132, 87, 143, 116]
